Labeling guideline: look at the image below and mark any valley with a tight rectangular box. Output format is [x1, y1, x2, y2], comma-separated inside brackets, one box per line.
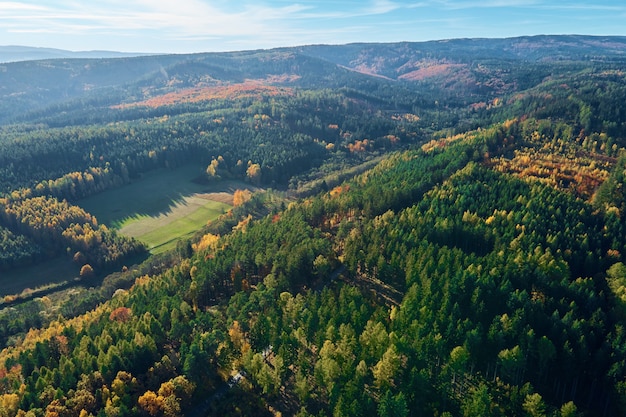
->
[0, 36, 625, 416]
[77, 164, 238, 254]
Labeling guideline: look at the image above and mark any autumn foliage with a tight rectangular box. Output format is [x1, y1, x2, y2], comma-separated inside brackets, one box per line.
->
[138, 376, 194, 417]
[79, 263, 94, 278]
[233, 189, 253, 207]
[0, 195, 144, 268]
[347, 139, 371, 153]
[114, 82, 293, 109]
[109, 307, 132, 323]
[192, 233, 220, 253]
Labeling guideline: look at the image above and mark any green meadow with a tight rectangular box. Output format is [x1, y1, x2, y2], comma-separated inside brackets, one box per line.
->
[0, 256, 77, 298]
[78, 164, 234, 254]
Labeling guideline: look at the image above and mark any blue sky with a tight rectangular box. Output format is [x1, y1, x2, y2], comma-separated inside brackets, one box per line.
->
[1, 0, 625, 53]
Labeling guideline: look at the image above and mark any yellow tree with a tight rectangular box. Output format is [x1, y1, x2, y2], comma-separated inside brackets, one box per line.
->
[246, 163, 262, 185]
[80, 264, 94, 279]
[137, 391, 163, 416]
[233, 189, 252, 206]
[229, 320, 249, 357]
[0, 393, 20, 417]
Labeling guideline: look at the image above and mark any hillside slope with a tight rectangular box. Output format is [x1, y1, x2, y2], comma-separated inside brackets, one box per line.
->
[0, 36, 626, 416]
[2, 35, 626, 124]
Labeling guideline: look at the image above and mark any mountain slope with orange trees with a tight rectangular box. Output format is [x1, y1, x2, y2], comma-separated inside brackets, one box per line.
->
[114, 81, 294, 109]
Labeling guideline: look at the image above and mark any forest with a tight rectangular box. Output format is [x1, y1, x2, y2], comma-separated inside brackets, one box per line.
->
[0, 35, 625, 416]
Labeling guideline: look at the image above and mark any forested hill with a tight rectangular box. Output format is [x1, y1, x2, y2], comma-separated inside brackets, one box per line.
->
[296, 35, 626, 75]
[2, 35, 626, 124]
[2, 35, 626, 416]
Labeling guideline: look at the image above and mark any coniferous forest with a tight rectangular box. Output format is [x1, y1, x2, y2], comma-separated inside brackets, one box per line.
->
[0, 36, 626, 416]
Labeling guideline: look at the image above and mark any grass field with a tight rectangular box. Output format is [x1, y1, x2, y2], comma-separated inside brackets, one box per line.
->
[0, 256, 77, 297]
[78, 164, 239, 254]
[118, 195, 231, 254]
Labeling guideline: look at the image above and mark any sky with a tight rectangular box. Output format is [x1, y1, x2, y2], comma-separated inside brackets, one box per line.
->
[1, 0, 626, 53]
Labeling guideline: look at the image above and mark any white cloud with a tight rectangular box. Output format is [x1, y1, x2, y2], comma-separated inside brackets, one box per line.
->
[433, 0, 540, 9]
[0, 1, 47, 11]
[539, 3, 625, 12]
[366, 0, 401, 14]
[0, 0, 304, 38]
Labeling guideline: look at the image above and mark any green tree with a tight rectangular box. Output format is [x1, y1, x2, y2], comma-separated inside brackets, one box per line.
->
[449, 345, 470, 378]
[315, 340, 341, 398]
[359, 320, 389, 360]
[377, 391, 408, 417]
[523, 393, 546, 417]
[559, 401, 579, 417]
[373, 345, 401, 390]
[462, 383, 493, 417]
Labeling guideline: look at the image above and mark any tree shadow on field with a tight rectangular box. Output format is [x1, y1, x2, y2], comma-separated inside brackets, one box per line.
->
[77, 164, 256, 228]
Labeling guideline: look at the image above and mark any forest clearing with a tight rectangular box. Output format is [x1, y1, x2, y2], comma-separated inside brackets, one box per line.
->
[77, 164, 257, 253]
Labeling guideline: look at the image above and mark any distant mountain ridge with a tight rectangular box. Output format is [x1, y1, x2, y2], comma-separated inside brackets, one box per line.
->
[2, 35, 626, 124]
[294, 35, 626, 79]
[0, 45, 151, 63]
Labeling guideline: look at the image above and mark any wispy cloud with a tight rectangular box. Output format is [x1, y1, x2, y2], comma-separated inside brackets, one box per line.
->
[10, 0, 401, 44]
[433, 0, 625, 11]
[280, 0, 414, 20]
[433, 0, 541, 9]
[0, 2, 47, 11]
[539, 3, 626, 12]
[0, 0, 305, 37]
[366, 0, 402, 14]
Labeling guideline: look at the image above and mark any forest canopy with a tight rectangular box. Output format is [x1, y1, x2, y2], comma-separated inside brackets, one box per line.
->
[0, 36, 626, 416]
